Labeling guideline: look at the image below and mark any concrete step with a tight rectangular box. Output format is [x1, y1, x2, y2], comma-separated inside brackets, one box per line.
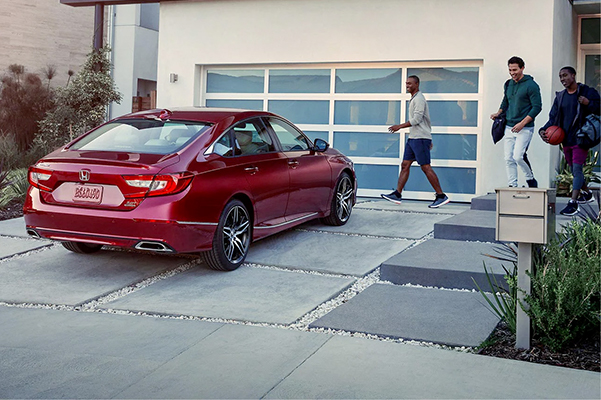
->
[380, 238, 510, 291]
[470, 193, 496, 211]
[433, 209, 496, 242]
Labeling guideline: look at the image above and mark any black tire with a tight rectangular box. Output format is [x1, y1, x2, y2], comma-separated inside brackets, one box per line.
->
[202, 199, 251, 271]
[322, 172, 354, 226]
[61, 241, 103, 254]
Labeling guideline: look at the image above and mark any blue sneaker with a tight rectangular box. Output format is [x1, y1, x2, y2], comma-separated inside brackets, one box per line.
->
[381, 190, 402, 205]
[576, 190, 594, 204]
[560, 200, 579, 216]
[429, 193, 450, 208]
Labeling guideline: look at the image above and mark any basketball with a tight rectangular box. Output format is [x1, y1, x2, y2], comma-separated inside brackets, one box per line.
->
[545, 125, 565, 145]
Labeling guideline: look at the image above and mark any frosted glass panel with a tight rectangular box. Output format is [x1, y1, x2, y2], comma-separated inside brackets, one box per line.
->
[407, 68, 479, 93]
[207, 70, 264, 93]
[431, 134, 477, 160]
[405, 167, 476, 194]
[304, 131, 329, 144]
[408, 101, 477, 127]
[269, 69, 330, 93]
[206, 99, 263, 110]
[334, 131, 399, 158]
[354, 164, 399, 190]
[336, 69, 402, 93]
[335, 101, 400, 125]
[268, 100, 329, 124]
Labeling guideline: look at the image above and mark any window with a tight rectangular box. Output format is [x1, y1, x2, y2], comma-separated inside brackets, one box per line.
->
[230, 119, 275, 156]
[267, 118, 310, 152]
[70, 120, 210, 155]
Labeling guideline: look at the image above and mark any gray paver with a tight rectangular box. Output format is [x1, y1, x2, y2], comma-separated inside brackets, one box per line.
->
[266, 335, 601, 399]
[434, 209, 497, 241]
[356, 198, 469, 215]
[116, 323, 331, 399]
[310, 284, 500, 347]
[106, 266, 355, 324]
[0, 307, 223, 363]
[302, 208, 450, 239]
[0, 247, 190, 305]
[0, 237, 52, 259]
[380, 238, 510, 290]
[0, 216, 27, 238]
[247, 229, 412, 275]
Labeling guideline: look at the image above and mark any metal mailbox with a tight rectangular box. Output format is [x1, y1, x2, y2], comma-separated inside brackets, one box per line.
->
[496, 188, 556, 244]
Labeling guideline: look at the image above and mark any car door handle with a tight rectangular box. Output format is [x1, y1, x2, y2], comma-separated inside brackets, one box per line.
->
[288, 160, 299, 168]
[244, 166, 258, 174]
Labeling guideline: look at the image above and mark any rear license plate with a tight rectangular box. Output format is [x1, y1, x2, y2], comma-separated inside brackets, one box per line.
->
[73, 184, 103, 204]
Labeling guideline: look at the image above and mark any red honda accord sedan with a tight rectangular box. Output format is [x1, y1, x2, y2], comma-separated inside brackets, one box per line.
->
[24, 108, 356, 271]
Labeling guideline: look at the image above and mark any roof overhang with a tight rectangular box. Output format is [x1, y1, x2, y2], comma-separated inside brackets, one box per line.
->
[571, 0, 601, 15]
[60, 0, 173, 6]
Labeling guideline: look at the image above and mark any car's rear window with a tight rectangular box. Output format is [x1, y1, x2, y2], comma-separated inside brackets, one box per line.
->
[69, 119, 212, 154]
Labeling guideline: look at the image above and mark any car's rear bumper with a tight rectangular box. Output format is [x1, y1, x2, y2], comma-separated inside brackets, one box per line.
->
[24, 189, 217, 253]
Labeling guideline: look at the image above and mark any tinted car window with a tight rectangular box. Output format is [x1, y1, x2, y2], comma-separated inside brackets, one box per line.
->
[230, 119, 275, 156]
[69, 119, 211, 154]
[266, 118, 310, 152]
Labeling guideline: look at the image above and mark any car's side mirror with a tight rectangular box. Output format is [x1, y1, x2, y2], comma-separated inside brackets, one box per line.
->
[313, 138, 329, 152]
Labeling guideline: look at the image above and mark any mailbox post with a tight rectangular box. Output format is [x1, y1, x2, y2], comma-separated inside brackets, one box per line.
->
[496, 187, 555, 349]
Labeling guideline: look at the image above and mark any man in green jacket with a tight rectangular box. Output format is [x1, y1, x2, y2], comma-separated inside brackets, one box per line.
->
[491, 56, 542, 188]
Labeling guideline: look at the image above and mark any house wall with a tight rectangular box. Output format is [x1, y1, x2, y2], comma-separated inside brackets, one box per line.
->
[0, 0, 95, 86]
[156, 0, 575, 198]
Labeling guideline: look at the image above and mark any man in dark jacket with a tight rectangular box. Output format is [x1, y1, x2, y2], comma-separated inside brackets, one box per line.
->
[491, 56, 542, 188]
[540, 66, 601, 216]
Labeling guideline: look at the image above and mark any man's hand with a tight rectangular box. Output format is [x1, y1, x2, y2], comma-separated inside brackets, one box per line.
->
[490, 112, 501, 120]
[578, 96, 590, 106]
[388, 124, 403, 133]
[539, 129, 549, 143]
[511, 121, 527, 133]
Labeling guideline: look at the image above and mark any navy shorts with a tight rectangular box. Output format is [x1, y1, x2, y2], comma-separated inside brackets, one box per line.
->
[403, 139, 432, 165]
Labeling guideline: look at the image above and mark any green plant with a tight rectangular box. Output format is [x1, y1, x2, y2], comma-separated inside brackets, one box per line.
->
[524, 218, 601, 351]
[473, 263, 518, 334]
[0, 168, 27, 208]
[37, 47, 122, 152]
[555, 150, 600, 196]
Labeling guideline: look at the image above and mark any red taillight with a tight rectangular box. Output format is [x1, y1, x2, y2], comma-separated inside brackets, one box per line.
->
[122, 172, 194, 198]
[28, 166, 53, 191]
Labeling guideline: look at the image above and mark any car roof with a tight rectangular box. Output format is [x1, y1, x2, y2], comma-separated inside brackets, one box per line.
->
[116, 107, 276, 125]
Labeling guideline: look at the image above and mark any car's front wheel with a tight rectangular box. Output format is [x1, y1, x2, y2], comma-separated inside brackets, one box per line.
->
[61, 241, 103, 254]
[322, 172, 353, 226]
[202, 199, 251, 271]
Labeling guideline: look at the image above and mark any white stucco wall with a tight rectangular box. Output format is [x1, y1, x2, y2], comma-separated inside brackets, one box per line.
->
[156, 0, 576, 197]
[110, 4, 159, 119]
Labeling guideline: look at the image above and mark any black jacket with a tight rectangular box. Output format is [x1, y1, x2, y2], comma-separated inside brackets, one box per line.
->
[540, 83, 600, 147]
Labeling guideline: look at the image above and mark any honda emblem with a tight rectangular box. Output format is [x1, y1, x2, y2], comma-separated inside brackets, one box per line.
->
[79, 169, 90, 181]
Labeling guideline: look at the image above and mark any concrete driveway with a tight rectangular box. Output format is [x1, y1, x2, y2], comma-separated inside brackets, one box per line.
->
[1, 198, 599, 399]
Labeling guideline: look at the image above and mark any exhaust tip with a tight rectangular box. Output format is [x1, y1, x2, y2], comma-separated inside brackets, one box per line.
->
[27, 229, 41, 239]
[134, 241, 174, 253]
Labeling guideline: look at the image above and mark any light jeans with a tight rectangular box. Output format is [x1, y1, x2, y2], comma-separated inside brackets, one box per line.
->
[503, 125, 535, 187]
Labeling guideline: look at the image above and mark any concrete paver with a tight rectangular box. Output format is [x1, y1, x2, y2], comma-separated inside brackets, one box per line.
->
[0, 216, 27, 238]
[380, 238, 510, 290]
[310, 284, 500, 347]
[106, 265, 355, 324]
[266, 334, 601, 399]
[247, 229, 413, 275]
[0, 237, 52, 259]
[0, 247, 190, 305]
[302, 208, 451, 239]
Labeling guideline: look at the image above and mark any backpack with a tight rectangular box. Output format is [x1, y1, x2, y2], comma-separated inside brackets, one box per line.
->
[491, 80, 510, 144]
[576, 114, 600, 149]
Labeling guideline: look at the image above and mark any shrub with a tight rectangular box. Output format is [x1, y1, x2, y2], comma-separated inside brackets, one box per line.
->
[0, 168, 28, 208]
[0, 64, 54, 152]
[525, 218, 601, 351]
[37, 47, 121, 152]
